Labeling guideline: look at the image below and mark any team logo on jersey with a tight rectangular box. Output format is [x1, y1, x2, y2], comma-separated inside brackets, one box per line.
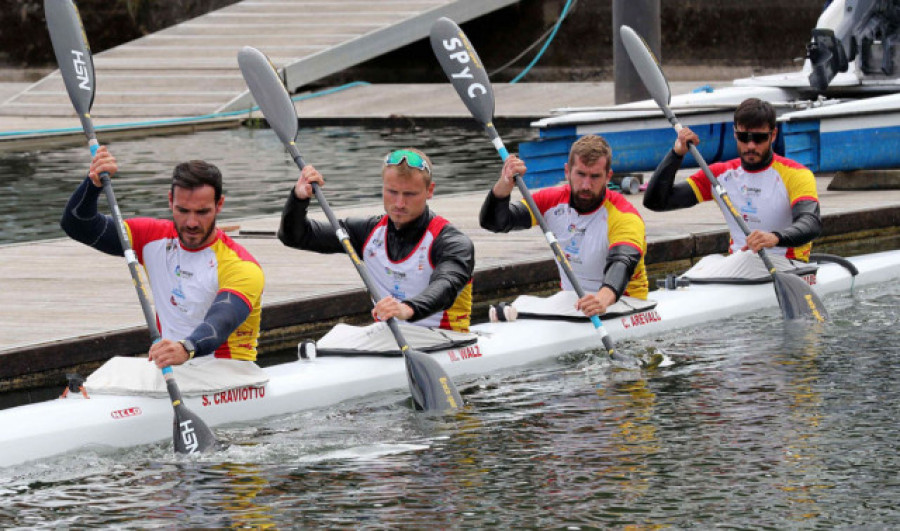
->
[174, 265, 193, 279]
[740, 184, 762, 197]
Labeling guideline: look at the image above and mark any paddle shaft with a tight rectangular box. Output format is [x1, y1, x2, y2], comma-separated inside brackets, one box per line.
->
[428, 16, 621, 360]
[46, 0, 216, 454]
[619, 24, 826, 321]
[673, 127, 780, 276]
[491, 135, 616, 356]
[236, 45, 461, 411]
[285, 147, 461, 409]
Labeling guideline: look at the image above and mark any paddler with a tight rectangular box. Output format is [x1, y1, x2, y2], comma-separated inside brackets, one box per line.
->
[278, 148, 475, 332]
[643, 98, 822, 278]
[479, 134, 649, 317]
[60, 146, 265, 368]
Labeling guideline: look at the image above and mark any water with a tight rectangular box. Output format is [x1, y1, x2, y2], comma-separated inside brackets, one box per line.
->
[0, 124, 534, 244]
[1, 283, 898, 527]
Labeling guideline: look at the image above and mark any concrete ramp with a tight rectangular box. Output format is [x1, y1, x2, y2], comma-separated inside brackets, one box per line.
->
[0, 0, 518, 121]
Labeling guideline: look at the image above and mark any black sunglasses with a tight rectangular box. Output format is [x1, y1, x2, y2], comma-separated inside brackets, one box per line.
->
[735, 130, 773, 144]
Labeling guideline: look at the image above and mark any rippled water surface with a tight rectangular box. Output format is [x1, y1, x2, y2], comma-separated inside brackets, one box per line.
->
[1, 284, 898, 527]
[0, 125, 534, 244]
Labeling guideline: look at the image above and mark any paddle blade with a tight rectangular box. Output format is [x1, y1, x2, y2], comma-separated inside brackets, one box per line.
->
[429, 17, 495, 128]
[238, 46, 299, 147]
[405, 349, 463, 412]
[44, 0, 95, 117]
[619, 26, 674, 119]
[773, 271, 829, 321]
[172, 403, 218, 455]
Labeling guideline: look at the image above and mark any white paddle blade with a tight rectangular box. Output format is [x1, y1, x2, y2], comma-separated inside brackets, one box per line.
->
[238, 46, 299, 146]
[429, 17, 495, 127]
[619, 25, 672, 114]
[44, 0, 95, 116]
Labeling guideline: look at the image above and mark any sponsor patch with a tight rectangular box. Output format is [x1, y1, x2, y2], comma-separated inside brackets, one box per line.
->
[201, 386, 266, 407]
[111, 407, 142, 419]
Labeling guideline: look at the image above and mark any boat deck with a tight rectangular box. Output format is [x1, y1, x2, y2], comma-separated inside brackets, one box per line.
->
[1, 173, 898, 384]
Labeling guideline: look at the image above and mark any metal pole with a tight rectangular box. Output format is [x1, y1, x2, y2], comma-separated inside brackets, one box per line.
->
[613, 0, 661, 104]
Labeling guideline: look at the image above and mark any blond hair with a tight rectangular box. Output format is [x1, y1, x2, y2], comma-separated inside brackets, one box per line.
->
[382, 147, 434, 186]
[568, 134, 612, 172]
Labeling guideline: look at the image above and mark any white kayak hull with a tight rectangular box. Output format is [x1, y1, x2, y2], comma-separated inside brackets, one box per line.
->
[1, 250, 898, 468]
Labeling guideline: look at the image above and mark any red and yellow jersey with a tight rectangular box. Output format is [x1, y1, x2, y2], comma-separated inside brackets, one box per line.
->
[526, 186, 648, 299]
[687, 155, 819, 261]
[363, 216, 472, 332]
[125, 218, 264, 361]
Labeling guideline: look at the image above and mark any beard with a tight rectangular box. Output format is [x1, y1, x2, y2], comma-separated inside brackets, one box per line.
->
[740, 146, 774, 171]
[571, 189, 603, 213]
[176, 219, 216, 249]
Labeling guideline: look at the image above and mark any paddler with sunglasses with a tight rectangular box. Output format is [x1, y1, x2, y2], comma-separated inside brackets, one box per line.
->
[278, 148, 475, 332]
[643, 98, 822, 280]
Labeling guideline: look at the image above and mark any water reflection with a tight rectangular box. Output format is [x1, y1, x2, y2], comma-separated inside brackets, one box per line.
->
[0, 125, 534, 244]
[0, 286, 898, 527]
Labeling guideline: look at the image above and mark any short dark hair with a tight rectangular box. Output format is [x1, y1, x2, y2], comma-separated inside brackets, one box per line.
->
[171, 160, 223, 202]
[734, 98, 776, 130]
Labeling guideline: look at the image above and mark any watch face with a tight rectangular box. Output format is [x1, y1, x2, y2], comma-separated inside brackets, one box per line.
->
[181, 340, 195, 357]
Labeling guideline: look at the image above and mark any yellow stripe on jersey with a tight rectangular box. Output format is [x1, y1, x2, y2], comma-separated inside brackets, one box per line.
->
[604, 200, 649, 300]
[213, 238, 265, 361]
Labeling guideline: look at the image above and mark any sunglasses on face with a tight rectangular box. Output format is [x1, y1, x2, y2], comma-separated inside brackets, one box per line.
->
[734, 130, 773, 144]
[384, 149, 431, 176]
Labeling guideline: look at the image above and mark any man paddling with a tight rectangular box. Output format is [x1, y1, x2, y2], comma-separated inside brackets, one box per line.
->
[278, 148, 475, 332]
[480, 134, 649, 317]
[61, 146, 265, 368]
[643, 98, 822, 273]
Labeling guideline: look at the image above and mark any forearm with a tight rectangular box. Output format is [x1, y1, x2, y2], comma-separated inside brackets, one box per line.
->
[277, 191, 343, 253]
[643, 150, 698, 211]
[185, 290, 251, 357]
[59, 177, 124, 255]
[775, 200, 823, 247]
[479, 190, 533, 232]
[601, 245, 642, 299]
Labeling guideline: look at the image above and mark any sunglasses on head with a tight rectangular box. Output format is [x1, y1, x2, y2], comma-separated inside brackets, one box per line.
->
[734, 130, 773, 144]
[384, 149, 431, 176]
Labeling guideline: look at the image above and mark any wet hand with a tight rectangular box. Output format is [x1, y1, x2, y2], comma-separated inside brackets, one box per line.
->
[575, 287, 616, 317]
[674, 127, 700, 157]
[294, 165, 324, 200]
[87, 146, 118, 187]
[742, 230, 779, 253]
[372, 296, 414, 322]
[148, 339, 191, 369]
[494, 155, 526, 198]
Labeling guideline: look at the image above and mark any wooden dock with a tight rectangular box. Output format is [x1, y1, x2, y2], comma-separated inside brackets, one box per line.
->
[0, 0, 517, 122]
[1, 175, 898, 365]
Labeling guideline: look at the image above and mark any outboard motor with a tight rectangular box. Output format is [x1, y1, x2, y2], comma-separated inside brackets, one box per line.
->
[807, 0, 900, 91]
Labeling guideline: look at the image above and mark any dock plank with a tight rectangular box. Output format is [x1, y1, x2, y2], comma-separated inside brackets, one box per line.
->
[2, 176, 897, 355]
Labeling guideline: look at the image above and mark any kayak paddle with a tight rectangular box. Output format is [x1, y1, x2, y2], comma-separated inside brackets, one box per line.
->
[619, 24, 828, 322]
[430, 17, 647, 368]
[45, 0, 218, 454]
[237, 46, 463, 412]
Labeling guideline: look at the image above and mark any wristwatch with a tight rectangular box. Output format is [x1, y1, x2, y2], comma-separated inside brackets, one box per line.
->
[178, 339, 196, 360]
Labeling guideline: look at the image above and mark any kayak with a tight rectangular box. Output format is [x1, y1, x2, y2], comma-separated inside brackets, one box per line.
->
[0, 250, 897, 468]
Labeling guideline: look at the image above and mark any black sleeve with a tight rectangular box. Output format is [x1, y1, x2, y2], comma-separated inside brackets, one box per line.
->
[277, 190, 378, 255]
[602, 244, 642, 299]
[185, 290, 251, 357]
[59, 177, 125, 256]
[403, 224, 475, 321]
[478, 189, 534, 232]
[643, 149, 700, 211]
[774, 199, 823, 248]
[277, 190, 345, 254]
